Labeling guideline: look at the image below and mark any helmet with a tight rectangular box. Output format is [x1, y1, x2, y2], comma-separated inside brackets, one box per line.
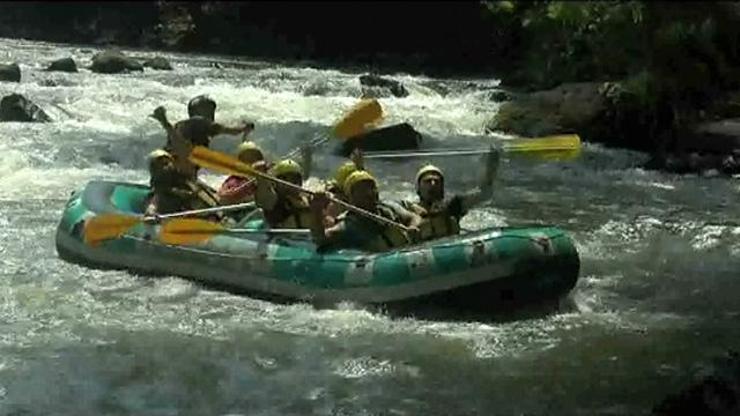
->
[187, 95, 216, 118]
[148, 149, 173, 162]
[237, 141, 264, 162]
[147, 149, 174, 170]
[415, 164, 444, 185]
[343, 170, 377, 197]
[333, 161, 359, 191]
[269, 159, 303, 178]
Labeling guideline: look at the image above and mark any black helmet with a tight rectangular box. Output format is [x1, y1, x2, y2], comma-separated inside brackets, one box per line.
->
[187, 95, 216, 119]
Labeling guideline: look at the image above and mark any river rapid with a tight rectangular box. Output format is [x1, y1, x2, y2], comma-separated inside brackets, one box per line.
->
[0, 38, 738, 415]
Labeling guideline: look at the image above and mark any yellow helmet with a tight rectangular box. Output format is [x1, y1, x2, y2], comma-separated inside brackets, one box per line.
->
[416, 164, 444, 184]
[269, 159, 303, 178]
[333, 161, 359, 191]
[343, 170, 377, 196]
[236, 141, 264, 162]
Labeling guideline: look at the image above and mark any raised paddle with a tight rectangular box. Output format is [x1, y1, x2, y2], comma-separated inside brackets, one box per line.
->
[217, 99, 384, 212]
[265, 99, 384, 161]
[360, 134, 582, 161]
[332, 98, 384, 140]
[188, 145, 411, 232]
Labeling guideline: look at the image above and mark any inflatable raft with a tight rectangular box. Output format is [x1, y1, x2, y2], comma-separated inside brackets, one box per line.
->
[55, 181, 580, 312]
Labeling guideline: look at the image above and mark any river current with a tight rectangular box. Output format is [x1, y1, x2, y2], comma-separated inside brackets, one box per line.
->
[0, 38, 738, 415]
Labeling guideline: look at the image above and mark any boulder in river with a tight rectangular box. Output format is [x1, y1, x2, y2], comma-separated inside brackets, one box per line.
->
[336, 122, 422, 157]
[0, 63, 21, 82]
[46, 57, 77, 73]
[0, 93, 52, 122]
[643, 117, 740, 176]
[682, 118, 740, 155]
[143, 56, 173, 70]
[486, 82, 605, 138]
[359, 74, 409, 98]
[90, 50, 143, 74]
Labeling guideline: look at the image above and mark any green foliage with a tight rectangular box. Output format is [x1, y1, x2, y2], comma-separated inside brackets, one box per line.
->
[482, 1, 649, 88]
[483, 1, 740, 152]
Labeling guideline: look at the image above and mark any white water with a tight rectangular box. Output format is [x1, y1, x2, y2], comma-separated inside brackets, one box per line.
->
[0, 37, 739, 415]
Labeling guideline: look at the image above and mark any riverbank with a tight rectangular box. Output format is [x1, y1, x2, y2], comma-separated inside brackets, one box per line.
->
[2, 2, 740, 175]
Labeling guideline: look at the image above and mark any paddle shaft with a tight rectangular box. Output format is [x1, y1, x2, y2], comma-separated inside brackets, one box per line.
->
[146, 201, 256, 221]
[191, 147, 410, 232]
[170, 227, 311, 235]
[363, 145, 579, 159]
[252, 166, 409, 232]
[362, 134, 581, 159]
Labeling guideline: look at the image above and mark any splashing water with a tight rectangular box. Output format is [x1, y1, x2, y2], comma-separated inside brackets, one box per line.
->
[0, 37, 738, 415]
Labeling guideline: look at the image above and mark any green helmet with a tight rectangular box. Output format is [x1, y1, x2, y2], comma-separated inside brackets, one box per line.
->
[269, 159, 303, 178]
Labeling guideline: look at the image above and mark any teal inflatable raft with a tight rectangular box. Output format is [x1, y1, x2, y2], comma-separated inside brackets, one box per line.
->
[55, 181, 580, 312]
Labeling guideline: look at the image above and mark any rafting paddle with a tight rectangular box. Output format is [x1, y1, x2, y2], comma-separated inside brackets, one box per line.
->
[188, 146, 411, 232]
[81, 201, 261, 247]
[332, 98, 384, 140]
[360, 134, 582, 161]
[158, 218, 310, 245]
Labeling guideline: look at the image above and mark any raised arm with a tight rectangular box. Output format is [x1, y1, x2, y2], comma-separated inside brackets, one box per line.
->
[300, 144, 314, 179]
[459, 146, 500, 212]
[149, 106, 191, 174]
[213, 120, 255, 137]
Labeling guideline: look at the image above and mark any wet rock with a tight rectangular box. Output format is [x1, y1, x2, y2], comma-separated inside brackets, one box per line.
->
[653, 350, 740, 416]
[46, 57, 77, 73]
[359, 74, 409, 98]
[419, 80, 450, 97]
[0, 94, 52, 122]
[683, 119, 740, 155]
[90, 50, 143, 74]
[486, 82, 605, 137]
[488, 90, 513, 102]
[650, 151, 740, 176]
[143, 56, 172, 70]
[0, 63, 21, 82]
[336, 122, 422, 156]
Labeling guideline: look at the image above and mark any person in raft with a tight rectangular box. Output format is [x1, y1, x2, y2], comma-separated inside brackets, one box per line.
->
[400, 147, 500, 242]
[309, 170, 423, 252]
[151, 95, 255, 182]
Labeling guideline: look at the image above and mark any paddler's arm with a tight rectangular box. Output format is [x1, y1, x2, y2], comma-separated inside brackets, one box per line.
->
[300, 144, 313, 178]
[350, 148, 365, 170]
[385, 201, 422, 242]
[149, 106, 192, 174]
[309, 191, 344, 247]
[212, 121, 255, 137]
[459, 146, 500, 212]
[150, 106, 176, 136]
[254, 176, 279, 211]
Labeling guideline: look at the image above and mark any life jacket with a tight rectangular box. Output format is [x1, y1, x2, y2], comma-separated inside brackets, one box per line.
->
[149, 171, 219, 216]
[263, 194, 313, 229]
[185, 179, 220, 210]
[403, 200, 460, 242]
[341, 203, 410, 251]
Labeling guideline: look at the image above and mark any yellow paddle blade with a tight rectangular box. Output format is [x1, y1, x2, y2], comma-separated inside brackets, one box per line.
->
[332, 99, 384, 140]
[159, 218, 227, 245]
[83, 213, 143, 246]
[514, 147, 582, 161]
[503, 134, 581, 153]
[189, 146, 255, 178]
